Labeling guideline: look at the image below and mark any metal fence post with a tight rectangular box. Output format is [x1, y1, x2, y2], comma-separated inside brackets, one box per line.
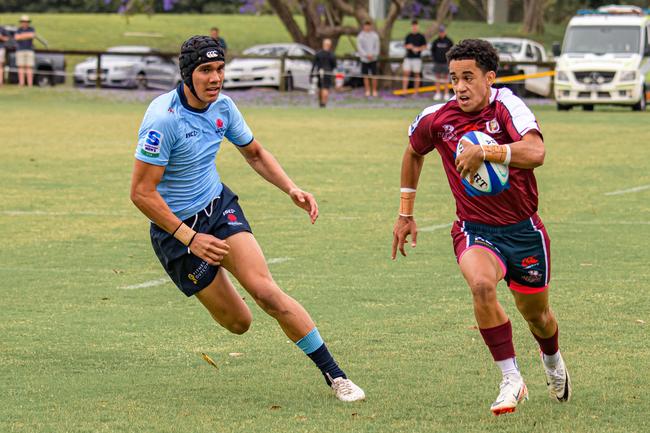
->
[95, 53, 102, 88]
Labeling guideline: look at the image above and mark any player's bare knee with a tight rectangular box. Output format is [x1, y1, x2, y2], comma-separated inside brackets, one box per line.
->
[521, 305, 551, 328]
[469, 278, 497, 305]
[226, 317, 251, 335]
[252, 286, 289, 317]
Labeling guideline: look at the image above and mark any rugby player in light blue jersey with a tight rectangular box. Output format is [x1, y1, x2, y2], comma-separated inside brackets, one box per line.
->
[130, 36, 364, 402]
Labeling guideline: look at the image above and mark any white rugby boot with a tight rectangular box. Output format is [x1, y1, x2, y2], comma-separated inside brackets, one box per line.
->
[490, 373, 528, 416]
[327, 374, 366, 402]
[541, 351, 572, 402]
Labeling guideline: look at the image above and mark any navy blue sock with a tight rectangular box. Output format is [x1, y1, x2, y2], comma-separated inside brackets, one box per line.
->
[296, 328, 347, 385]
[307, 343, 347, 385]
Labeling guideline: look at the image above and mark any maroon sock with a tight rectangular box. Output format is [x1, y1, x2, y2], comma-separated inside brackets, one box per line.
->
[479, 320, 516, 361]
[533, 326, 559, 355]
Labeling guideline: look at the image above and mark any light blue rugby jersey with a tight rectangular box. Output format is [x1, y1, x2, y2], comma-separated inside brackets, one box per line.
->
[135, 85, 253, 220]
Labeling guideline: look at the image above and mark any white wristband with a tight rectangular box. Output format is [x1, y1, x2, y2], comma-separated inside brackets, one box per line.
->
[400, 187, 417, 193]
[504, 145, 512, 165]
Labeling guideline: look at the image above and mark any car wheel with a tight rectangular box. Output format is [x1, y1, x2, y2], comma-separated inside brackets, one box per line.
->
[557, 103, 572, 111]
[632, 85, 646, 111]
[136, 72, 147, 90]
[582, 104, 594, 111]
[36, 73, 53, 87]
[284, 71, 294, 92]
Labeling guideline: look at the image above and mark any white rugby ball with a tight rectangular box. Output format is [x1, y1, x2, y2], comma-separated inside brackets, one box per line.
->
[456, 130, 509, 196]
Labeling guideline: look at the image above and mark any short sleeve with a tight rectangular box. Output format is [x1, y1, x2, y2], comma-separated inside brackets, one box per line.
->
[497, 95, 542, 141]
[408, 105, 443, 155]
[225, 99, 254, 146]
[134, 109, 177, 166]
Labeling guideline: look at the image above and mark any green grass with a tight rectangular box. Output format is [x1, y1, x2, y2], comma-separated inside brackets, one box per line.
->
[0, 13, 568, 55]
[1, 88, 649, 433]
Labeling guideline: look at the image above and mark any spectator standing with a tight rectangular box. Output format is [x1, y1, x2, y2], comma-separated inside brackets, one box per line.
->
[401, 20, 427, 96]
[430, 24, 454, 100]
[311, 39, 337, 108]
[0, 26, 8, 86]
[357, 21, 380, 97]
[210, 27, 227, 54]
[15, 15, 36, 87]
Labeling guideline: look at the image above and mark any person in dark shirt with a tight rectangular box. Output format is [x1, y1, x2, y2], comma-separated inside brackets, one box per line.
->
[311, 38, 337, 108]
[401, 20, 427, 96]
[430, 24, 454, 100]
[0, 26, 8, 86]
[209, 27, 227, 54]
[15, 15, 36, 87]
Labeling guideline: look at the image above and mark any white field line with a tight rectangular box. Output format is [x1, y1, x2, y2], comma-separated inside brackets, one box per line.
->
[419, 222, 453, 232]
[120, 278, 169, 290]
[119, 257, 293, 290]
[604, 184, 650, 196]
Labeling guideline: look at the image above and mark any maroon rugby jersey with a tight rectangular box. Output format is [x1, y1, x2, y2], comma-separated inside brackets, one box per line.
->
[409, 87, 542, 226]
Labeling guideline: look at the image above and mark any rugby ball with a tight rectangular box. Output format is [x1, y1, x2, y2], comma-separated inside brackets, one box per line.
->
[456, 131, 509, 197]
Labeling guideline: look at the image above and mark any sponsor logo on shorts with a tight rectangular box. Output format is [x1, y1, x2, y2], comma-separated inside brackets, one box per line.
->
[141, 130, 163, 158]
[188, 261, 210, 285]
[521, 255, 539, 269]
[223, 208, 242, 226]
[521, 269, 542, 283]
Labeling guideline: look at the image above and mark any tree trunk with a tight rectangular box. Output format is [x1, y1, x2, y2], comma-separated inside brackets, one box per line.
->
[522, 0, 545, 35]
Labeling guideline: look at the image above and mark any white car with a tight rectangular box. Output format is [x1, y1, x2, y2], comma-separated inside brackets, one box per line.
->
[223, 43, 315, 91]
[483, 37, 552, 97]
[74, 46, 181, 90]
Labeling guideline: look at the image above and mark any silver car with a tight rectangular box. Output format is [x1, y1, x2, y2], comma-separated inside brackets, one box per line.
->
[73, 46, 181, 90]
[223, 43, 315, 91]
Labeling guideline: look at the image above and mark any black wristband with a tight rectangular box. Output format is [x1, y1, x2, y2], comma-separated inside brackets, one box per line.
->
[171, 221, 183, 236]
[187, 232, 198, 247]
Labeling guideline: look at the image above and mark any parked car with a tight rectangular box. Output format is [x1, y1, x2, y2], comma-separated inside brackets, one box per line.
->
[553, 5, 649, 111]
[223, 43, 315, 91]
[340, 40, 406, 87]
[73, 46, 180, 90]
[482, 37, 552, 97]
[1, 24, 65, 86]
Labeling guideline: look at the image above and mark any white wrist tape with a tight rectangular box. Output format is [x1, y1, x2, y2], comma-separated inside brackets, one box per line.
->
[504, 145, 512, 165]
[400, 187, 417, 193]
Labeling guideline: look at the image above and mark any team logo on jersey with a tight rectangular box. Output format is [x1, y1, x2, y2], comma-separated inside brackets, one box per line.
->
[215, 118, 226, 135]
[486, 118, 501, 134]
[140, 129, 163, 158]
[441, 124, 457, 141]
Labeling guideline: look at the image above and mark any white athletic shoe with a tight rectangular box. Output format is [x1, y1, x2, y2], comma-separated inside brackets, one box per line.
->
[542, 352, 572, 402]
[328, 375, 366, 402]
[490, 374, 528, 416]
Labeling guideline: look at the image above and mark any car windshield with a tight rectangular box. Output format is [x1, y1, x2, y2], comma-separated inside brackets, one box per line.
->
[490, 41, 522, 55]
[243, 46, 288, 56]
[563, 26, 640, 54]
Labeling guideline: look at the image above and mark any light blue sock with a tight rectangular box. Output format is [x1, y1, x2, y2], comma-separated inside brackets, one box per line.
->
[296, 327, 324, 355]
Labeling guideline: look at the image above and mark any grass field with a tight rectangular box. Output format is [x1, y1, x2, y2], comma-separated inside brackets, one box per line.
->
[1, 87, 649, 433]
[0, 13, 568, 55]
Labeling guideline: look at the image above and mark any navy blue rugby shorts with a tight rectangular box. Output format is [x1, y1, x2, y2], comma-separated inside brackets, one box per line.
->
[150, 184, 252, 297]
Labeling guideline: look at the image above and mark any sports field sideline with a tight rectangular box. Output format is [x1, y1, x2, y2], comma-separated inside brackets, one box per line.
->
[1, 87, 649, 433]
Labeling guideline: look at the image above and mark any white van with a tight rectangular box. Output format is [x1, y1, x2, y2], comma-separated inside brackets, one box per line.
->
[554, 5, 650, 111]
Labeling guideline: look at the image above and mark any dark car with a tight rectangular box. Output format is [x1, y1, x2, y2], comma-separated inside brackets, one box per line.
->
[1, 25, 66, 86]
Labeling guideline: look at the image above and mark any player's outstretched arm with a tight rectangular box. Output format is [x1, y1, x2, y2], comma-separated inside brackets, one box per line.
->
[237, 139, 318, 224]
[130, 160, 230, 265]
[392, 145, 425, 260]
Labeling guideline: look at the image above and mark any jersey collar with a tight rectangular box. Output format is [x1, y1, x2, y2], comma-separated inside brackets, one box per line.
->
[176, 83, 211, 113]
